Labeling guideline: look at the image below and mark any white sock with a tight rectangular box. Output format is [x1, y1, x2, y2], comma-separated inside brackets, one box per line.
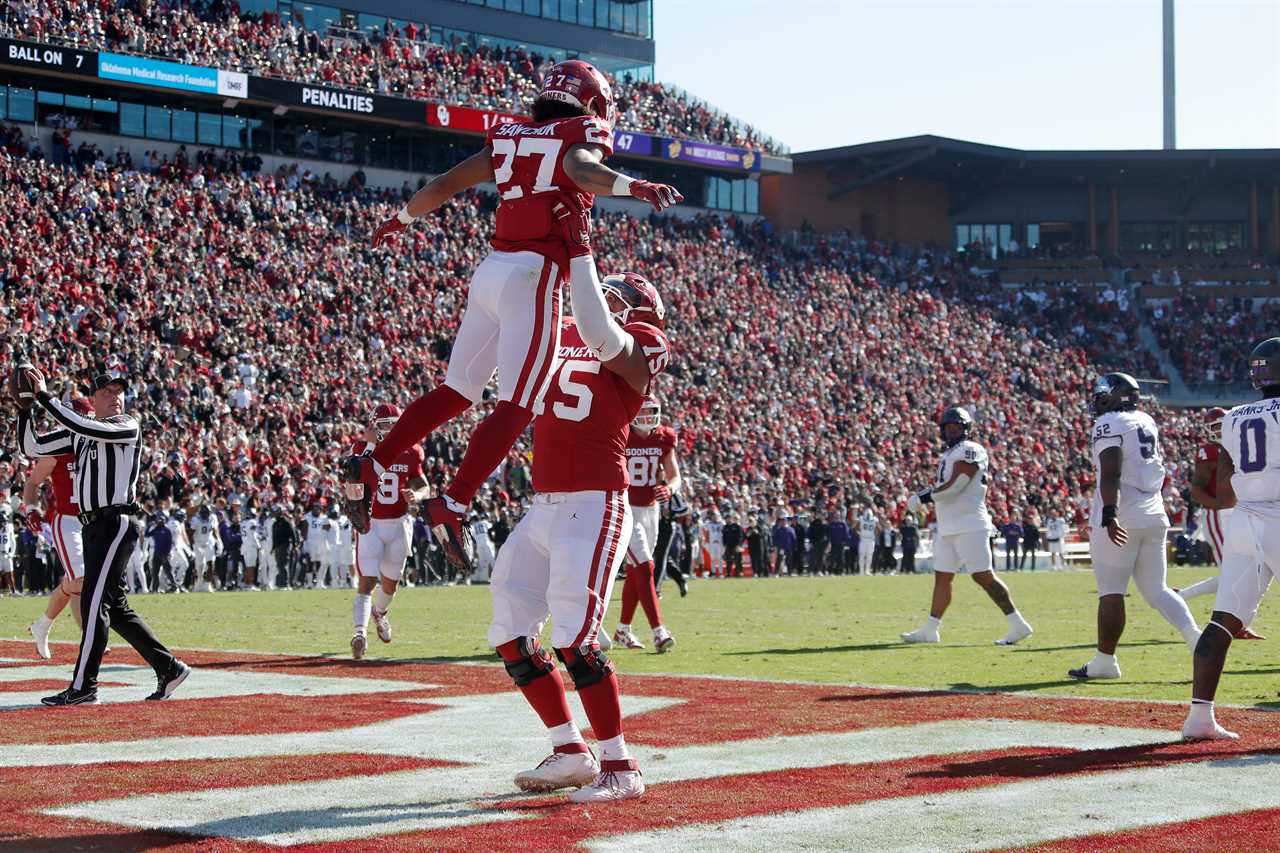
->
[1188, 699, 1214, 724]
[549, 720, 584, 748]
[34, 614, 52, 629]
[373, 586, 394, 614]
[926, 616, 941, 629]
[1091, 651, 1117, 666]
[353, 593, 371, 633]
[618, 623, 630, 634]
[598, 733, 631, 762]
[1006, 611, 1027, 627]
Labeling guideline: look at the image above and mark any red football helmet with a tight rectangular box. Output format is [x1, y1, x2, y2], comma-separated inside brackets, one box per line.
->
[602, 272, 665, 330]
[370, 403, 401, 439]
[1202, 406, 1228, 437]
[536, 60, 616, 128]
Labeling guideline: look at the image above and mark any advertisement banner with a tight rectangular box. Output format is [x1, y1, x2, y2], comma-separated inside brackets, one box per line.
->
[661, 138, 762, 172]
[611, 129, 654, 157]
[0, 37, 96, 77]
[427, 102, 523, 134]
[97, 52, 240, 96]
[250, 76, 425, 123]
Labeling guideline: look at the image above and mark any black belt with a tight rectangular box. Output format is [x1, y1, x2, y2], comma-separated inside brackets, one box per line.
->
[78, 504, 139, 526]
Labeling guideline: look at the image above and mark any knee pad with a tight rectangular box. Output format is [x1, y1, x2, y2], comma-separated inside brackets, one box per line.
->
[497, 637, 555, 686]
[555, 646, 615, 690]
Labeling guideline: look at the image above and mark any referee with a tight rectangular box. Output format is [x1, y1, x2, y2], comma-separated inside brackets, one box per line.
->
[17, 368, 190, 706]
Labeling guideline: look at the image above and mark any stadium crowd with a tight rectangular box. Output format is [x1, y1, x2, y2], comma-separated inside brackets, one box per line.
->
[1147, 292, 1280, 386]
[0, 123, 1213, 594]
[0, 0, 783, 154]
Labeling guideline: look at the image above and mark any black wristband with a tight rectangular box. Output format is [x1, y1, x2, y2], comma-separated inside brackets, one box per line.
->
[1101, 504, 1117, 526]
[919, 491, 934, 505]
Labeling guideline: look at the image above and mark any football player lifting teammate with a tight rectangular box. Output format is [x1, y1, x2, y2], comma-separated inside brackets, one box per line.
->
[346, 60, 682, 570]
[485, 193, 668, 803]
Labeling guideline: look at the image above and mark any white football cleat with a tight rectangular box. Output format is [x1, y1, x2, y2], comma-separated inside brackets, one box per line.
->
[995, 620, 1033, 646]
[568, 759, 645, 803]
[351, 633, 367, 660]
[653, 626, 675, 654]
[372, 608, 392, 643]
[1068, 658, 1121, 680]
[900, 627, 940, 644]
[612, 628, 644, 650]
[29, 619, 52, 660]
[515, 743, 599, 793]
[1182, 717, 1239, 742]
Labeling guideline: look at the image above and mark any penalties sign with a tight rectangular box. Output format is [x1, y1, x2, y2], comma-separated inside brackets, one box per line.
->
[0, 37, 96, 76]
[249, 76, 426, 123]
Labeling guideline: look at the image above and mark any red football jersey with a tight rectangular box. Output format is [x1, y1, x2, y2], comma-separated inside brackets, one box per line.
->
[533, 318, 671, 493]
[486, 115, 613, 265]
[51, 453, 78, 515]
[352, 441, 425, 519]
[1196, 441, 1222, 499]
[626, 425, 678, 506]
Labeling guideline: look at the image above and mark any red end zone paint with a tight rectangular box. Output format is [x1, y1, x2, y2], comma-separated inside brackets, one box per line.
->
[1, 640, 1277, 852]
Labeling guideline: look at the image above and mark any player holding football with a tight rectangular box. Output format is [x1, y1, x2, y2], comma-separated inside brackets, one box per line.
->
[1181, 339, 1280, 741]
[487, 195, 667, 803]
[25, 401, 91, 659]
[613, 395, 681, 653]
[1069, 373, 1200, 680]
[347, 60, 682, 567]
[349, 405, 428, 660]
[901, 407, 1033, 645]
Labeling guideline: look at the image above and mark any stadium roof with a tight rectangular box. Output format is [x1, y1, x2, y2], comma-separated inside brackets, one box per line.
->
[794, 135, 1280, 200]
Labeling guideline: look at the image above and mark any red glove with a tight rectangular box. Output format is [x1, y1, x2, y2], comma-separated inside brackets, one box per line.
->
[553, 196, 593, 259]
[653, 484, 672, 503]
[628, 181, 683, 212]
[22, 506, 41, 535]
[371, 216, 408, 248]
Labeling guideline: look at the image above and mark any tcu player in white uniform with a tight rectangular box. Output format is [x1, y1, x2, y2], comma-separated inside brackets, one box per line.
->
[471, 514, 496, 583]
[347, 406, 428, 660]
[301, 505, 328, 587]
[168, 510, 192, 590]
[856, 508, 877, 575]
[1182, 339, 1280, 740]
[704, 512, 724, 577]
[902, 407, 1033, 645]
[318, 509, 343, 588]
[190, 507, 222, 592]
[0, 496, 14, 594]
[1069, 373, 1200, 680]
[1044, 510, 1068, 570]
[240, 508, 261, 589]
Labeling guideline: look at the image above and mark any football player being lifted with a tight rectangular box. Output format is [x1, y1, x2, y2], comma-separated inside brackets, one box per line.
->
[1069, 373, 1200, 680]
[901, 407, 1033, 645]
[348, 60, 682, 573]
[486, 194, 668, 803]
[1182, 339, 1280, 741]
[349, 404, 427, 660]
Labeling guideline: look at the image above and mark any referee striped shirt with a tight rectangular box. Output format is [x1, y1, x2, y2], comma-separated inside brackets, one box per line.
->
[18, 395, 141, 513]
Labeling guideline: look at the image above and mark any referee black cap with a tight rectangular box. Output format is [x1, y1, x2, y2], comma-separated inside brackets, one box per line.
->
[91, 372, 128, 392]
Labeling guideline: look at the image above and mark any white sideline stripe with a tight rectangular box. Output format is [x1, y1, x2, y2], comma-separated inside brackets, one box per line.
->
[588, 754, 1280, 853]
[41, 716, 1171, 846]
[0, 664, 433, 713]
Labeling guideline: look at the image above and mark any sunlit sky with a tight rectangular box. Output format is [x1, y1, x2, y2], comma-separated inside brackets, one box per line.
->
[655, 0, 1279, 153]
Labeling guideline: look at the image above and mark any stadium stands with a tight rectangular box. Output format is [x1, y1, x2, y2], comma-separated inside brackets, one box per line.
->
[0, 0, 784, 154]
[0, 130, 1205, 543]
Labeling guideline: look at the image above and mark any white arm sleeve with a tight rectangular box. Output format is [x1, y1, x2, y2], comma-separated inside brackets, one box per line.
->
[931, 472, 972, 503]
[568, 255, 629, 362]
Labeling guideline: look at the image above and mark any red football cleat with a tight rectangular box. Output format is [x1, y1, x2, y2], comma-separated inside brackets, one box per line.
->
[341, 454, 376, 535]
[423, 496, 475, 572]
[1234, 626, 1265, 640]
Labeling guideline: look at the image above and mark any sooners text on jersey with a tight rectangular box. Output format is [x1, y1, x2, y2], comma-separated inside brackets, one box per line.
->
[353, 441, 425, 519]
[487, 116, 614, 264]
[51, 453, 77, 515]
[533, 317, 670, 494]
[626, 425, 677, 506]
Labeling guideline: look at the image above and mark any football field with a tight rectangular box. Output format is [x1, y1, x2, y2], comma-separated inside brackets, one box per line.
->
[3, 566, 1279, 851]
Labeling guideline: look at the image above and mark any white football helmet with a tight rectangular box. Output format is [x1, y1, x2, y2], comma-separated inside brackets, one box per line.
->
[632, 397, 661, 431]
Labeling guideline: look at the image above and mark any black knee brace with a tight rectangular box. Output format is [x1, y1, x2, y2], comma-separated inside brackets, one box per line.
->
[501, 637, 555, 686]
[555, 646, 614, 689]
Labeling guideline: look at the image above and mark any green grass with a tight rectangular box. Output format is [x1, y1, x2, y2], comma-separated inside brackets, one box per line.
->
[5, 566, 1278, 708]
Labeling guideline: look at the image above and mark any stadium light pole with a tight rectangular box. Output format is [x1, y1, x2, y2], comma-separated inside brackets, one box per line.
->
[1163, 0, 1176, 149]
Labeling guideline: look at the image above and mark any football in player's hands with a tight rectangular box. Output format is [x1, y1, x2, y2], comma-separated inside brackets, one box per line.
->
[628, 181, 684, 212]
[8, 361, 41, 409]
[371, 216, 407, 248]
